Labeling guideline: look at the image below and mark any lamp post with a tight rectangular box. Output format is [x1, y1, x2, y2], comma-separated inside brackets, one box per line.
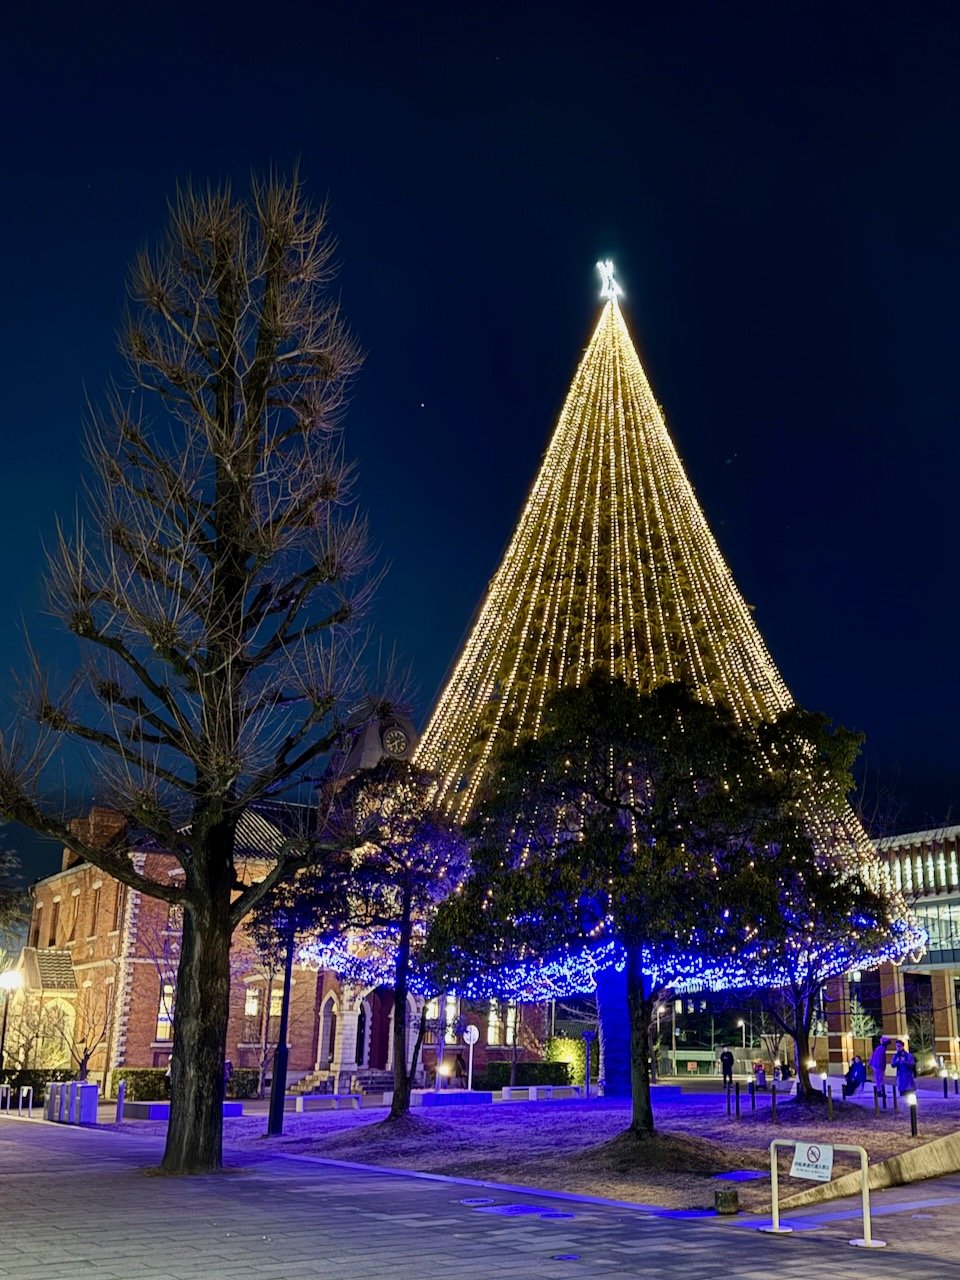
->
[0, 969, 24, 1072]
[737, 1019, 746, 1050]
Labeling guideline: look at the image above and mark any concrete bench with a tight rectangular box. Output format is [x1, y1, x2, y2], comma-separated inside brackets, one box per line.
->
[122, 1101, 243, 1120]
[293, 1093, 362, 1113]
[421, 1090, 493, 1107]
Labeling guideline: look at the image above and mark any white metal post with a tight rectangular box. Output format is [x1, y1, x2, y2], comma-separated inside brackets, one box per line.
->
[761, 1140, 885, 1248]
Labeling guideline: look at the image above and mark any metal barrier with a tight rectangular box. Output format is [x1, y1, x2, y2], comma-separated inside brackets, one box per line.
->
[0, 1083, 12, 1111]
[762, 1139, 885, 1249]
[18, 1086, 33, 1118]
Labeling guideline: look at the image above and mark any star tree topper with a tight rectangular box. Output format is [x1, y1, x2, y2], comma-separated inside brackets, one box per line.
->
[596, 259, 623, 301]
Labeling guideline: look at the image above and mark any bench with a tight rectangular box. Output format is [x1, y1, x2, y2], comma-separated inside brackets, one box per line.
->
[293, 1093, 362, 1113]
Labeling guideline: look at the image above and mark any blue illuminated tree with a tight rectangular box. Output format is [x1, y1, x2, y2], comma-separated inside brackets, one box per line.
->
[332, 759, 470, 1119]
[426, 674, 771, 1137]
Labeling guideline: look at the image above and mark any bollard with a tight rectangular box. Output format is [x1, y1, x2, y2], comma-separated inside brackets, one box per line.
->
[891, 1086, 898, 1113]
[771, 1083, 777, 1120]
[735, 1081, 741, 1119]
[944, 1076, 950, 1099]
[909, 1099, 918, 1138]
[880, 1086, 887, 1110]
[726, 1084, 732, 1117]
[873, 1087, 879, 1115]
[115, 1079, 126, 1125]
[18, 1086, 33, 1118]
[827, 1083, 833, 1122]
[955, 1076, 959, 1096]
[749, 1080, 756, 1111]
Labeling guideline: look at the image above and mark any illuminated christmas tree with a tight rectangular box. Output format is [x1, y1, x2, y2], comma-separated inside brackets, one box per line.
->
[417, 262, 789, 815]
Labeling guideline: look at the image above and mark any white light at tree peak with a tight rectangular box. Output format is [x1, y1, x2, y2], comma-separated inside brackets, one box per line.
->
[596, 259, 623, 301]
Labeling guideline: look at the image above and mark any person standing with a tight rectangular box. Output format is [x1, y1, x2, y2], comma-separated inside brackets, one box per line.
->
[720, 1047, 735, 1087]
[891, 1040, 917, 1094]
[869, 1037, 889, 1094]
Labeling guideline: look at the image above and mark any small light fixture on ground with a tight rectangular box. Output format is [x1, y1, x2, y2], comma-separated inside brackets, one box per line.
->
[903, 1090, 919, 1137]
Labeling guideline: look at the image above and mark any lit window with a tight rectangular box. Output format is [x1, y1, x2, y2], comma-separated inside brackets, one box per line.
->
[487, 1000, 517, 1046]
[487, 1000, 502, 1045]
[155, 983, 175, 1042]
[505, 1003, 517, 1047]
[270, 987, 283, 1018]
[445, 994, 458, 1044]
[244, 987, 261, 1018]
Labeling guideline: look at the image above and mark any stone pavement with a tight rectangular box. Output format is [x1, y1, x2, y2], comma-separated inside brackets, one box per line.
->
[2, 1116, 960, 1279]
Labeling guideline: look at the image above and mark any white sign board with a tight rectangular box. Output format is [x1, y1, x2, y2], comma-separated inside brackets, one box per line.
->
[462, 1024, 480, 1046]
[790, 1141, 834, 1182]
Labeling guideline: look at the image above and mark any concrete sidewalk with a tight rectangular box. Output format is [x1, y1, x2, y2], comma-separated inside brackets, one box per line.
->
[1, 1115, 960, 1279]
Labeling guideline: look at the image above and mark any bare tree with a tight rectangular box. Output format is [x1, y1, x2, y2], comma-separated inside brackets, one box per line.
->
[0, 176, 378, 1172]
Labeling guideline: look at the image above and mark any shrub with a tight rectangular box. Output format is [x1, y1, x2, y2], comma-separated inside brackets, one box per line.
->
[0, 1068, 73, 1103]
[478, 1060, 572, 1090]
[226, 1068, 260, 1099]
[545, 1034, 598, 1086]
[110, 1067, 170, 1101]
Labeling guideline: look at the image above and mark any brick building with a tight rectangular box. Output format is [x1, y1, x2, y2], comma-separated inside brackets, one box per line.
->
[5, 806, 543, 1095]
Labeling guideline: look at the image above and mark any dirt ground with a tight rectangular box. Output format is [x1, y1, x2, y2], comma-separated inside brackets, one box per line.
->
[116, 1093, 960, 1210]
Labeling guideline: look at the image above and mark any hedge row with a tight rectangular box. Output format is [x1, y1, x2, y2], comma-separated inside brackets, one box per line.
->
[0, 1069, 73, 1103]
[477, 1060, 572, 1090]
[108, 1065, 261, 1101]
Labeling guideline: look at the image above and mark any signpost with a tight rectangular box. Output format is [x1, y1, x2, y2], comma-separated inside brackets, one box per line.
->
[789, 1142, 834, 1182]
[762, 1139, 885, 1248]
[462, 1022, 479, 1091]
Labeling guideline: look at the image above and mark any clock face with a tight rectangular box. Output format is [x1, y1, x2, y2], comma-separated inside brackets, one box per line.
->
[382, 726, 409, 757]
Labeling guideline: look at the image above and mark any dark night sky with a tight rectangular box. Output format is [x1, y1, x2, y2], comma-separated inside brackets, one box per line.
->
[2, 1, 959, 878]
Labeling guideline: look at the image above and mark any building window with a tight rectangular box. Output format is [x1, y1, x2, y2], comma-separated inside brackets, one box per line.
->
[67, 894, 80, 941]
[113, 885, 126, 933]
[89, 887, 101, 937]
[30, 904, 42, 948]
[48, 901, 60, 947]
[487, 1000, 517, 1047]
[243, 986, 262, 1043]
[155, 983, 175, 1042]
[445, 994, 459, 1044]
[165, 903, 184, 932]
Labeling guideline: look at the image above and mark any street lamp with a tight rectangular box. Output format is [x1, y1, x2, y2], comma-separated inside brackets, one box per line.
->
[736, 1019, 746, 1050]
[0, 969, 24, 1072]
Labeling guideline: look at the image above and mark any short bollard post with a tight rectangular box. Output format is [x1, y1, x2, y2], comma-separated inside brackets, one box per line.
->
[943, 1074, 949, 1100]
[771, 1083, 777, 1120]
[891, 1085, 898, 1113]
[955, 1075, 959, 1096]
[822, 1078, 827, 1097]
[827, 1083, 833, 1122]
[115, 1079, 126, 1125]
[873, 1086, 880, 1115]
[726, 1083, 732, 1117]
[749, 1080, 756, 1111]
[735, 1081, 741, 1119]
[880, 1086, 887, 1110]
[907, 1092, 918, 1138]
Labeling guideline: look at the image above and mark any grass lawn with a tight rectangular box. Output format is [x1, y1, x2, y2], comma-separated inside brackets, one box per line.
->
[129, 1093, 959, 1210]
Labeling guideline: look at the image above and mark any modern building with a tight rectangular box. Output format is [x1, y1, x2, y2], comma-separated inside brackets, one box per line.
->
[824, 826, 960, 1076]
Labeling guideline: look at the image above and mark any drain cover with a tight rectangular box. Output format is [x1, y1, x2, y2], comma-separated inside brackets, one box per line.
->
[458, 1197, 495, 1206]
[552, 1255, 580, 1262]
[540, 1211, 575, 1219]
[474, 1204, 555, 1216]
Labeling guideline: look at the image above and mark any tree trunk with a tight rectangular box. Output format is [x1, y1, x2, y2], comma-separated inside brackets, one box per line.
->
[258, 970, 275, 1099]
[388, 885, 414, 1120]
[161, 888, 233, 1174]
[626, 945, 655, 1136]
[793, 993, 818, 1101]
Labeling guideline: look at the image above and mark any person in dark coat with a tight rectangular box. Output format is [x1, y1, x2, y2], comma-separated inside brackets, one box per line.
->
[891, 1040, 916, 1094]
[843, 1055, 867, 1097]
[719, 1047, 735, 1086]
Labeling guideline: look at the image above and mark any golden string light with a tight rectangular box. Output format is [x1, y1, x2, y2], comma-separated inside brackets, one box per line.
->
[414, 263, 903, 903]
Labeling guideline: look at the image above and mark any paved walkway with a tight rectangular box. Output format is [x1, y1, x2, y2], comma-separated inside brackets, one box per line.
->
[2, 1116, 960, 1279]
